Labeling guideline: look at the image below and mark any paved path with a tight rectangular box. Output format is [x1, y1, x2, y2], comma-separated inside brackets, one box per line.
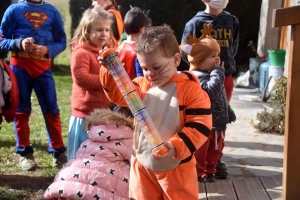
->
[222, 90, 284, 180]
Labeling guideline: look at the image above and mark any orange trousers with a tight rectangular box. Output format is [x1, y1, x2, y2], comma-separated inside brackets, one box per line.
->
[129, 156, 198, 200]
[195, 130, 225, 177]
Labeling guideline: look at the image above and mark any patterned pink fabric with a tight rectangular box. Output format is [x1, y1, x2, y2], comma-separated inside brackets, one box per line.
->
[44, 123, 133, 200]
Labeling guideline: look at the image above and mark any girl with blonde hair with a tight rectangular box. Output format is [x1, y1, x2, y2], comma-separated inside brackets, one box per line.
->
[67, 8, 113, 160]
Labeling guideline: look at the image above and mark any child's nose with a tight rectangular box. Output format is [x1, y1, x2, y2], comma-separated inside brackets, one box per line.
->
[146, 70, 155, 76]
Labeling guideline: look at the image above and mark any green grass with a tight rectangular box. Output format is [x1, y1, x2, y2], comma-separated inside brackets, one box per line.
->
[0, 75, 72, 199]
[0, 1, 74, 199]
[0, 75, 71, 199]
[51, 0, 72, 66]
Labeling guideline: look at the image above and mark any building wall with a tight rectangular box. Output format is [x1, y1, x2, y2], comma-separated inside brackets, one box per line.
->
[257, 0, 282, 57]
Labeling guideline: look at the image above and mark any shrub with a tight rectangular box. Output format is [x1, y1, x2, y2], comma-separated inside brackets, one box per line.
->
[253, 76, 287, 134]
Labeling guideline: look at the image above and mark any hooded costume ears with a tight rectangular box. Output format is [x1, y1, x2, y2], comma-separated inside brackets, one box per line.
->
[179, 24, 220, 71]
[199, 24, 213, 40]
[179, 24, 213, 56]
[179, 34, 198, 55]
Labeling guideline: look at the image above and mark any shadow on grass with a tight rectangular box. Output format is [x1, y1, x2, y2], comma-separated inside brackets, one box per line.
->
[0, 140, 49, 152]
[0, 174, 52, 191]
[52, 64, 71, 76]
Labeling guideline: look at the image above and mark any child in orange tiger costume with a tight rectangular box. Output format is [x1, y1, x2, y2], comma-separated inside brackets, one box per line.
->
[99, 25, 212, 199]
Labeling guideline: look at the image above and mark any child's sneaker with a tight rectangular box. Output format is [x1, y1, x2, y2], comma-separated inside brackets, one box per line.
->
[52, 153, 67, 167]
[198, 174, 215, 183]
[19, 153, 38, 171]
[215, 161, 228, 179]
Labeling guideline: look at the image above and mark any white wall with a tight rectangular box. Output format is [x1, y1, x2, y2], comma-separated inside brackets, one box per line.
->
[257, 0, 282, 57]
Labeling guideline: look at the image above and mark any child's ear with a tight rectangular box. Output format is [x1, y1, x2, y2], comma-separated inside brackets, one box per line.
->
[173, 53, 181, 67]
[179, 43, 192, 55]
[139, 27, 146, 33]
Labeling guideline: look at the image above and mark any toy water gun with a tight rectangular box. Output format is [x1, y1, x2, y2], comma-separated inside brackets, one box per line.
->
[101, 48, 168, 156]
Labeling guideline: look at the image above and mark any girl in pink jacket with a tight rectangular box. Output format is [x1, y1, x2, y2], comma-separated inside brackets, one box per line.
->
[44, 106, 133, 200]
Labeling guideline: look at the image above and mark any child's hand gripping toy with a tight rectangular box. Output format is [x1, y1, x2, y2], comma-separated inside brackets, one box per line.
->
[101, 48, 168, 156]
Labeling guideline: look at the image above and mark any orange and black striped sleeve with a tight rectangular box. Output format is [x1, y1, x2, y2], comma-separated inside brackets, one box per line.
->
[99, 66, 127, 107]
[170, 75, 212, 161]
[99, 66, 146, 107]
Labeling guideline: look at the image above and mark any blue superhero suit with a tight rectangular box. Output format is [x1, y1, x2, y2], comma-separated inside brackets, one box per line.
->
[0, 0, 66, 157]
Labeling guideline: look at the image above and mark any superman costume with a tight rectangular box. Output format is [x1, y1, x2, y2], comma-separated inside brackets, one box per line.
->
[0, 0, 66, 157]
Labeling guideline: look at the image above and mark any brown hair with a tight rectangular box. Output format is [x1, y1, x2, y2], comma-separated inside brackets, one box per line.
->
[70, 8, 113, 48]
[135, 25, 180, 58]
[108, 102, 133, 119]
[124, 7, 151, 35]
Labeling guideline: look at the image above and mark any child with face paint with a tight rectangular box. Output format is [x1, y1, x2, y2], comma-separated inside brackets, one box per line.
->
[100, 25, 212, 199]
[181, 0, 239, 179]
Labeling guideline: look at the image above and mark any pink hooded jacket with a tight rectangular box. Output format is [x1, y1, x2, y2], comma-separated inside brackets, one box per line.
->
[44, 109, 133, 200]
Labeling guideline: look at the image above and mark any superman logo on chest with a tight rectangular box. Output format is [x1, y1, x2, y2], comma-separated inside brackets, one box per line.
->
[23, 11, 49, 30]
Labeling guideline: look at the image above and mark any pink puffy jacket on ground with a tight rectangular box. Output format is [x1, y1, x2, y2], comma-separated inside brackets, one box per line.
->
[44, 109, 133, 200]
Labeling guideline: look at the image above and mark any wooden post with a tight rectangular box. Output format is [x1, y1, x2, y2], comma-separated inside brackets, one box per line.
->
[278, 0, 290, 49]
[272, 5, 300, 199]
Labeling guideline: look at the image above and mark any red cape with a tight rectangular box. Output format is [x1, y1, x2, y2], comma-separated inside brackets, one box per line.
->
[1, 60, 19, 123]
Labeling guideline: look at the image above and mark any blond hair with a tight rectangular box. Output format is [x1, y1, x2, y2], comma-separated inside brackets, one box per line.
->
[135, 25, 179, 58]
[71, 8, 113, 48]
